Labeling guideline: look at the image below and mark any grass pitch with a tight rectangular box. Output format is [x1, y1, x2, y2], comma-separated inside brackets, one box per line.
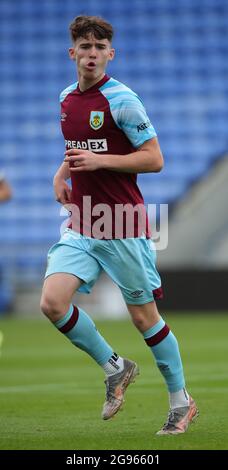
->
[0, 313, 227, 450]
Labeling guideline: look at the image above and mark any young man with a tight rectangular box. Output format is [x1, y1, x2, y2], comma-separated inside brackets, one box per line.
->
[40, 16, 198, 435]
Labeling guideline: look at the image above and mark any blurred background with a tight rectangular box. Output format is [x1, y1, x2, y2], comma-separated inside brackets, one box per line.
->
[0, 0, 228, 317]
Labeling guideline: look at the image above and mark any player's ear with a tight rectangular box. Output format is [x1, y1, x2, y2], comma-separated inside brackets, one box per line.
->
[69, 47, 76, 60]
[108, 48, 115, 62]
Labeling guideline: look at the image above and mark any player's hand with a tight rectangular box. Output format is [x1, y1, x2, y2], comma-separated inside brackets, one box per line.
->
[64, 149, 102, 172]
[53, 177, 72, 204]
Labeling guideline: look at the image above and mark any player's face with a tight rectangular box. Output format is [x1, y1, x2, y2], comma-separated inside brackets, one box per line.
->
[69, 35, 115, 81]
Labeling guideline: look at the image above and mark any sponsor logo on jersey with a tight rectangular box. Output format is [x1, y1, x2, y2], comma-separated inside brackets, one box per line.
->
[90, 111, 104, 130]
[65, 139, 108, 152]
[137, 120, 151, 132]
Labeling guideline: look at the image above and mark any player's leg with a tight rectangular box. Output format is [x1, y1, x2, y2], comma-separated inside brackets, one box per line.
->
[96, 237, 198, 433]
[41, 230, 138, 420]
[40, 272, 114, 366]
[40, 272, 81, 322]
[127, 300, 187, 400]
[127, 300, 198, 435]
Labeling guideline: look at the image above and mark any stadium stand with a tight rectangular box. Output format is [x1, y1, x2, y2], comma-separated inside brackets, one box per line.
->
[0, 0, 228, 287]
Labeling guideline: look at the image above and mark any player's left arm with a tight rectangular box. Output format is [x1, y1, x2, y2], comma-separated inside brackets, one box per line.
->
[64, 137, 163, 174]
[101, 137, 163, 173]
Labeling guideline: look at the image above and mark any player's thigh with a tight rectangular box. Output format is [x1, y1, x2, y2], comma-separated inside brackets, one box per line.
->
[42, 231, 102, 306]
[99, 238, 162, 306]
[41, 272, 82, 308]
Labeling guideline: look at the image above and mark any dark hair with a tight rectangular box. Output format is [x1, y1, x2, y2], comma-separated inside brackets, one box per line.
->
[69, 15, 114, 43]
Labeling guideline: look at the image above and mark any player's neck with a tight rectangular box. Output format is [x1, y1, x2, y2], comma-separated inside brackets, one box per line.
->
[78, 72, 105, 92]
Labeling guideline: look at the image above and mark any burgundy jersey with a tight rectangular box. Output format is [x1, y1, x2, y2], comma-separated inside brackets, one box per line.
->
[60, 74, 157, 239]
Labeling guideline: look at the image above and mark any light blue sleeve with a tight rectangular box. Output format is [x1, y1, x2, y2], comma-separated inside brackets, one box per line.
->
[117, 93, 157, 147]
[100, 79, 157, 148]
[59, 82, 78, 103]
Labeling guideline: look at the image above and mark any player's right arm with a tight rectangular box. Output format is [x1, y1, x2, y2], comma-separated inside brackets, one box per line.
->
[53, 162, 72, 204]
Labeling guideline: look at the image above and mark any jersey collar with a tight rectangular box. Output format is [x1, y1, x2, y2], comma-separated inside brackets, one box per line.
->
[76, 74, 110, 94]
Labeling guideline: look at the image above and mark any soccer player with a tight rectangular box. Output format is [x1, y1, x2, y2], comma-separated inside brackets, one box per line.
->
[0, 173, 12, 203]
[40, 16, 198, 435]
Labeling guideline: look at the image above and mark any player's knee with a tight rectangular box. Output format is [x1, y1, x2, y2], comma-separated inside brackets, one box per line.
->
[40, 294, 63, 320]
[131, 312, 146, 332]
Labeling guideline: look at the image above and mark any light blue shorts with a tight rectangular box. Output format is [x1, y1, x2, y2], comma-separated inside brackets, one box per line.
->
[45, 228, 162, 305]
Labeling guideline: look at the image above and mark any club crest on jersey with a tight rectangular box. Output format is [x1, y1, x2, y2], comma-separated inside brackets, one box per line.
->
[90, 111, 104, 130]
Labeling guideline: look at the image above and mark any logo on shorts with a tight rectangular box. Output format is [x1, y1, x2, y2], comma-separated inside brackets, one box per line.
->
[90, 111, 104, 130]
[130, 290, 144, 298]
